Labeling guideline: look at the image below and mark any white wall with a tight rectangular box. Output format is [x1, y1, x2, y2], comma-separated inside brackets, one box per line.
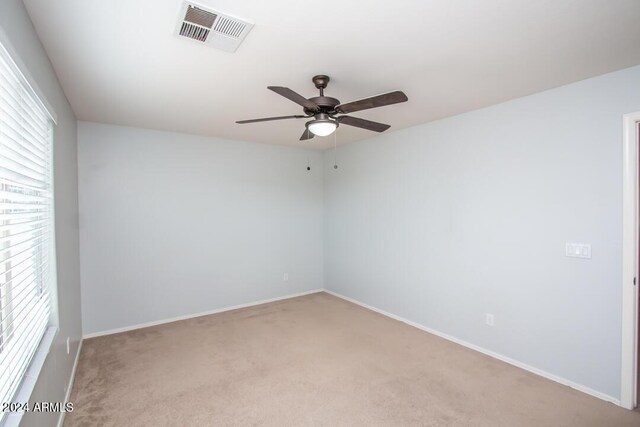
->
[78, 122, 324, 335]
[0, 1, 82, 426]
[323, 65, 640, 400]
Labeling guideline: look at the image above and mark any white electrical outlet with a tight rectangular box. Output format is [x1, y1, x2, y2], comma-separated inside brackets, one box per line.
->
[565, 243, 591, 259]
[485, 313, 495, 327]
[283, 273, 289, 281]
[66, 337, 70, 354]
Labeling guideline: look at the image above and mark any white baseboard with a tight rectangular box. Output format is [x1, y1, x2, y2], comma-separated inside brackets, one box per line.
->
[57, 339, 83, 427]
[79, 287, 619, 407]
[324, 289, 621, 407]
[83, 289, 324, 339]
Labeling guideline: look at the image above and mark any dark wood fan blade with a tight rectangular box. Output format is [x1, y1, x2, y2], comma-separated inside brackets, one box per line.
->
[337, 116, 390, 132]
[236, 115, 306, 124]
[336, 91, 408, 114]
[268, 86, 320, 112]
[299, 128, 315, 141]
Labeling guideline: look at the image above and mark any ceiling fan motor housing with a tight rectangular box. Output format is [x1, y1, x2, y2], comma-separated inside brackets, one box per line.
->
[304, 96, 340, 115]
[304, 75, 341, 115]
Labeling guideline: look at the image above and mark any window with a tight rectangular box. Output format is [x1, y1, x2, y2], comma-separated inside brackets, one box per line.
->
[0, 40, 55, 412]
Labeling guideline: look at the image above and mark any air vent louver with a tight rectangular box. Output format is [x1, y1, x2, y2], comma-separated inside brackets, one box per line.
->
[176, 2, 254, 52]
[184, 5, 216, 27]
[179, 5, 215, 42]
[179, 22, 210, 42]
[214, 16, 246, 38]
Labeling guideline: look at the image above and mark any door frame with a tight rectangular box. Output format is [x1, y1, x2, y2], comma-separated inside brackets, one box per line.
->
[621, 111, 640, 409]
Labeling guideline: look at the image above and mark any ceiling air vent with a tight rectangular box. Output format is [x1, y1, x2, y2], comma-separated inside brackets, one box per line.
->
[176, 2, 254, 52]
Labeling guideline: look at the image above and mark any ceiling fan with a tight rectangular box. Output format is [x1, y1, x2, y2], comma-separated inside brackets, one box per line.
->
[236, 75, 408, 140]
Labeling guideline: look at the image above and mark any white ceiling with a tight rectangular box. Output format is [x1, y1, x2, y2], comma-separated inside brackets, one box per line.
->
[23, 0, 640, 149]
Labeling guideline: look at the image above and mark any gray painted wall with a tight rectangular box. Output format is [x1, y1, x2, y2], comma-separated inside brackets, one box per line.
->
[77, 122, 324, 335]
[323, 65, 640, 400]
[0, 1, 82, 426]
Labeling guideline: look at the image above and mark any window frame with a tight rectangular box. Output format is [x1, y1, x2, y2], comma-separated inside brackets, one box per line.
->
[0, 28, 59, 427]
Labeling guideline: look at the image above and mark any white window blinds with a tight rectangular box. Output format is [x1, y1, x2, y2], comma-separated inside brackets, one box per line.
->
[0, 40, 55, 410]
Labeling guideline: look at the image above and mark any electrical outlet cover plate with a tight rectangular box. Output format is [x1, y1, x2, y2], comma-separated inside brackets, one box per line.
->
[485, 313, 495, 326]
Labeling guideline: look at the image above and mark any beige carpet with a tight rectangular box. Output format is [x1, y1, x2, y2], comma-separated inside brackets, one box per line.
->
[66, 292, 640, 426]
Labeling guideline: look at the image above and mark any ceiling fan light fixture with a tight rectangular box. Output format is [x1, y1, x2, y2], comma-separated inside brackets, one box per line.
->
[236, 75, 407, 141]
[306, 116, 338, 137]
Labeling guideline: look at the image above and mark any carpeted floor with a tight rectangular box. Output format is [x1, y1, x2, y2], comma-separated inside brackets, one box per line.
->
[66, 292, 640, 426]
